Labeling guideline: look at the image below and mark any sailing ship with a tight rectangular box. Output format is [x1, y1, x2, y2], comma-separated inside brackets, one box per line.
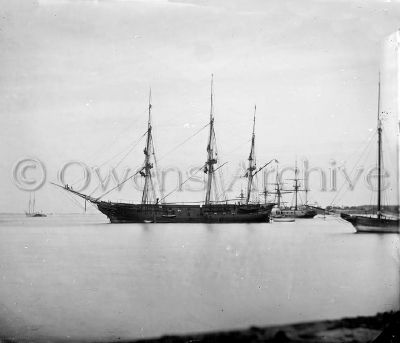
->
[341, 77, 399, 233]
[55, 77, 275, 223]
[25, 193, 47, 217]
[269, 167, 295, 222]
[280, 164, 317, 219]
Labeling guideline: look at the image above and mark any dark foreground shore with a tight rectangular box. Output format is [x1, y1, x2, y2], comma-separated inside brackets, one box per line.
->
[131, 311, 399, 343]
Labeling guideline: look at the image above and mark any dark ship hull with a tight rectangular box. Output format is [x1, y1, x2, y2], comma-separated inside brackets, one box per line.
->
[341, 214, 399, 233]
[25, 213, 47, 217]
[96, 201, 274, 223]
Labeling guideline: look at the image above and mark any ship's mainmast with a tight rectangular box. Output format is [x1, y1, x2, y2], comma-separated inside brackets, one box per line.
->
[246, 106, 257, 204]
[275, 173, 282, 208]
[204, 75, 217, 205]
[293, 162, 300, 210]
[269, 166, 292, 208]
[141, 90, 155, 205]
[377, 76, 382, 219]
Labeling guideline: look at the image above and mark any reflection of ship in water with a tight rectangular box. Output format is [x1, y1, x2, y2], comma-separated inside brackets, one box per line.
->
[25, 193, 47, 217]
[341, 77, 399, 233]
[55, 77, 275, 223]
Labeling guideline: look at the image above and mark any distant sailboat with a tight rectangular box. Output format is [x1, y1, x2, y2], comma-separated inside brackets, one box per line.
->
[25, 193, 47, 217]
[341, 76, 399, 233]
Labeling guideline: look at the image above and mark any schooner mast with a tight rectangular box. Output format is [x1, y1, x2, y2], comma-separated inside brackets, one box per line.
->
[246, 106, 257, 204]
[377, 75, 382, 219]
[204, 75, 217, 205]
[141, 89, 156, 205]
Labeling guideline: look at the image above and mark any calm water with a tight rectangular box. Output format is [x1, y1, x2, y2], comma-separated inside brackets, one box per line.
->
[0, 214, 398, 342]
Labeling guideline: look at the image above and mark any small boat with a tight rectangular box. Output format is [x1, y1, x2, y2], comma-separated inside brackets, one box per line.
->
[272, 217, 295, 223]
[270, 207, 295, 222]
[341, 76, 399, 233]
[25, 193, 47, 217]
[273, 217, 295, 222]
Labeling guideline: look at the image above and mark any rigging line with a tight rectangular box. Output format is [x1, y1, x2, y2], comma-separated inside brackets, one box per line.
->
[217, 168, 227, 201]
[88, 163, 142, 197]
[380, 158, 391, 207]
[330, 131, 377, 206]
[95, 168, 143, 201]
[89, 136, 147, 196]
[336, 136, 376, 206]
[333, 130, 377, 174]
[158, 122, 210, 162]
[213, 161, 229, 173]
[61, 189, 86, 211]
[369, 188, 374, 210]
[70, 131, 147, 187]
[224, 138, 252, 156]
[94, 131, 147, 171]
[150, 133, 165, 200]
[162, 198, 243, 204]
[298, 192, 303, 206]
[217, 149, 229, 201]
[160, 163, 206, 202]
[112, 131, 148, 170]
[381, 130, 397, 174]
[88, 108, 148, 164]
[212, 174, 219, 202]
[211, 137, 227, 201]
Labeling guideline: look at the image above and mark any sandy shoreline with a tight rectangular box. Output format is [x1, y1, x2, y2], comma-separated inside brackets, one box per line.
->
[130, 311, 399, 343]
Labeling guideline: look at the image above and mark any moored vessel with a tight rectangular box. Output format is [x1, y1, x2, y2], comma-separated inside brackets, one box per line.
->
[280, 163, 316, 219]
[269, 166, 295, 222]
[341, 76, 399, 233]
[55, 77, 275, 223]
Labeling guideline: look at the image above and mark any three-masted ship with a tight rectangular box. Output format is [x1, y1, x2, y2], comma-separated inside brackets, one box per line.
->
[341, 77, 399, 233]
[280, 164, 316, 219]
[269, 167, 295, 222]
[57, 78, 274, 223]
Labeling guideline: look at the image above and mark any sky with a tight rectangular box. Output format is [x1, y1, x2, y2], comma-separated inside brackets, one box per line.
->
[0, 0, 399, 213]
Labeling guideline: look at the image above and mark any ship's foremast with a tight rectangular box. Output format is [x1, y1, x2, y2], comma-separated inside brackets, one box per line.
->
[204, 75, 217, 206]
[244, 106, 277, 205]
[377, 75, 382, 220]
[141, 90, 156, 205]
[246, 106, 257, 204]
[268, 165, 292, 208]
